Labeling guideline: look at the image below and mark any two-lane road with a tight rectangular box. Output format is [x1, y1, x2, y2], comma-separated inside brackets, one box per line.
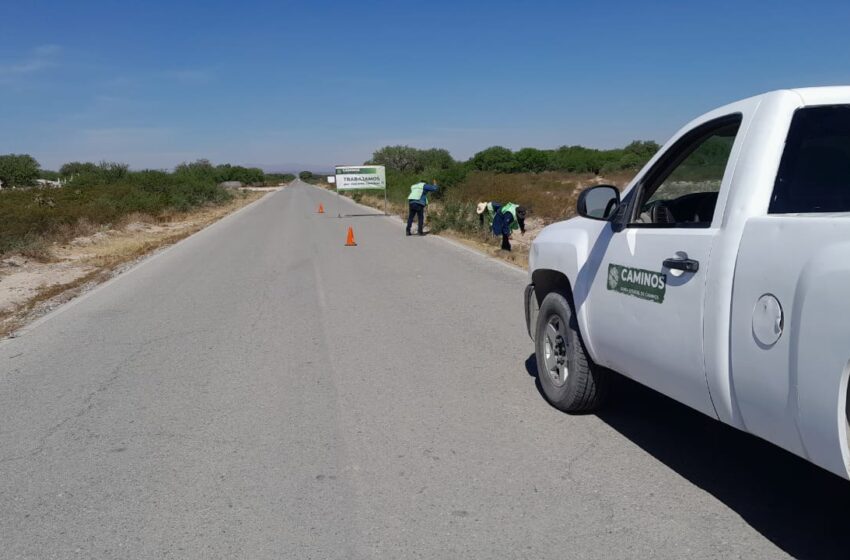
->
[2, 180, 849, 559]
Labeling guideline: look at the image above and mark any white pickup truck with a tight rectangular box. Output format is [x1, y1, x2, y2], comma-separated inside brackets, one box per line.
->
[525, 87, 850, 479]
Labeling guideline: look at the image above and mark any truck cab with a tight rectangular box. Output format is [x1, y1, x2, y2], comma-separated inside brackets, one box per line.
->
[526, 87, 850, 479]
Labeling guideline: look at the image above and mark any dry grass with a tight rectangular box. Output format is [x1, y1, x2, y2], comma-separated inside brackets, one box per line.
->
[16, 237, 53, 261]
[113, 212, 158, 229]
[443, 231, 530, 269]
[6, 269, 105, 325]
[75, 197, 261, 268]
[453, 171, 635, 222]
[79, 230, 188, 268]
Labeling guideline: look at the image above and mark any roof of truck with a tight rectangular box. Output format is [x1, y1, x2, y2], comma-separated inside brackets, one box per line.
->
[784, 86, 850, 106]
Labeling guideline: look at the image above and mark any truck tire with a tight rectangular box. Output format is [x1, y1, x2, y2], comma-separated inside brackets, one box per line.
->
[535, 292, 608, 412]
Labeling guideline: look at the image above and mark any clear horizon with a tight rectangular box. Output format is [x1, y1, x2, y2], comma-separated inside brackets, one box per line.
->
[2, 0, 850, 171]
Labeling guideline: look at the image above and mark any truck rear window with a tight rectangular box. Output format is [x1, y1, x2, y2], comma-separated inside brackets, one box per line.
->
[770, 105, 850, 214]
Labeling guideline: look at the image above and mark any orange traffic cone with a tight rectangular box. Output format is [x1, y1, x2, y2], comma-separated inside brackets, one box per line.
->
[317, 203, 324, 214]
[345, 226, 357, 246]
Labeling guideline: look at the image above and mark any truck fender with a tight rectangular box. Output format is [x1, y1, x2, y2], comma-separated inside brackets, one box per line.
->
[790, 244, 850, 478]
[530, 220, 610, 358]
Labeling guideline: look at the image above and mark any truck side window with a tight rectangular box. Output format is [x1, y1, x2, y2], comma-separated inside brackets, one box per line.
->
[630, 115, 742, 227]
[770, 105, 850, 214]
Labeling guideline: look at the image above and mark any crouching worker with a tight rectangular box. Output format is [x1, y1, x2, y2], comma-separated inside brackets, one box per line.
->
[492, 202, 527, 251]
[476, 201, 500, 229]
[406, 180, 438, 236]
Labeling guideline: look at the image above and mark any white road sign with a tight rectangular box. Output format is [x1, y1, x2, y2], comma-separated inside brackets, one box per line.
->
[334, 165, 386, 190]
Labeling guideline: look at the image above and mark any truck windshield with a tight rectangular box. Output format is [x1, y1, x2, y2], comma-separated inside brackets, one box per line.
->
[770, 105, 850, 214]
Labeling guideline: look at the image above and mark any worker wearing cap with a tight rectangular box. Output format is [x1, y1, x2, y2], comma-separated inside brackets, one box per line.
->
[406, 180, 438, 236]
[491, 202, 527, 251]
[476, 201, 501, 229]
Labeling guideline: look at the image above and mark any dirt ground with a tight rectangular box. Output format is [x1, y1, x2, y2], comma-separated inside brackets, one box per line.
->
[0, 189, 270, 338]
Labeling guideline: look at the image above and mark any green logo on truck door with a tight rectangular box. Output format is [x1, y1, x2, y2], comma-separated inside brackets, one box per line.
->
[607, 264, 667, 304]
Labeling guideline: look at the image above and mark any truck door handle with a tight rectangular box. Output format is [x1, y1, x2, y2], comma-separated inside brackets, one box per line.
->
[663, 257, 699, 273]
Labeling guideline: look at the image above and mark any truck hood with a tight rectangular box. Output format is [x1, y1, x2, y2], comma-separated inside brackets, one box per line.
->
[530, 217, 605, 274]
[534, 217, 586, 245]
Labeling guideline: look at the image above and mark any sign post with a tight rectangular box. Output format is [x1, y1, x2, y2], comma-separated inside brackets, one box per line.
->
[334, 165, 388, 215]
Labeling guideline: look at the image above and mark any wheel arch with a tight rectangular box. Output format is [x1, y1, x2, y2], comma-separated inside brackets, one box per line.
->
[532, 269, 574, 306]
[530, 267, 602, 367]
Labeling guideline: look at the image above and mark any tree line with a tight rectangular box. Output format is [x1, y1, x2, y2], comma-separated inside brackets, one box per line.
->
[0, 154, 275, 189]
[369, 141, 661, 179]
[360, 141, 661, 203]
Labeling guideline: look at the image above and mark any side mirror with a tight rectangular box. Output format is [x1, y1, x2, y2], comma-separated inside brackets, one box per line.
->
[577, 185, 620, 220]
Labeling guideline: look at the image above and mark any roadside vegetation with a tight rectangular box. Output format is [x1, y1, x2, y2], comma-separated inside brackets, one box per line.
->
[366, 142, 658, 207]
[0, 156, 272, 258]
[324, 142, 657, 259]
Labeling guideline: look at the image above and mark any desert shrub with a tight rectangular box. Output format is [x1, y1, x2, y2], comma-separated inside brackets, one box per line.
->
[214, 163, 264, 184]
[428, 200, 480, 234]
[264, 173, 296, 185]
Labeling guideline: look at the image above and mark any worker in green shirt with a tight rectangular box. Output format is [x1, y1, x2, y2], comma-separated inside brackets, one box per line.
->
[406, 180, 438, 236]
[491, 202, 527, 251]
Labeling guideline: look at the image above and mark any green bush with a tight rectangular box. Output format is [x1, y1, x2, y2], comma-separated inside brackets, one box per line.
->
[213, 163, 264, 184]
[471, 146, 517, 172]
[170, 159, 264, 186]
[515, 148, 549, 173]
[370, 146, 456, 173]
[59, 161, 99, 176]
[0, 154, 40, 188]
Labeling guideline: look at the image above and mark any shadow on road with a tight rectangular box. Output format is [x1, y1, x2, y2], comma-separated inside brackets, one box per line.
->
[524, 354, 850, 559]
[337, 213, 388, 218]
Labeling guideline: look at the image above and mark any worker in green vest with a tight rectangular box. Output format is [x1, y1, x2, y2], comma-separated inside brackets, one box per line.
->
[406, 180, 438, 236]
[492, 202, 527, 251]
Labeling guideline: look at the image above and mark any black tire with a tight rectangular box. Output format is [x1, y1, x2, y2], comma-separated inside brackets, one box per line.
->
[534, 292, 608, 412]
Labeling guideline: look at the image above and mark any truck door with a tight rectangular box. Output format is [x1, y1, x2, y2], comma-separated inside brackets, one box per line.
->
[583, 114, 743, 418]
[731, 105, 850, 477]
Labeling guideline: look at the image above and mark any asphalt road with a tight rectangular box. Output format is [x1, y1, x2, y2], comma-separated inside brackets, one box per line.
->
[2, 180, 850, 559]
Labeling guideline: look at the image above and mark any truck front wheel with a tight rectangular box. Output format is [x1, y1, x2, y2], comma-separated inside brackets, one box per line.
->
[535, 292, 608, 412]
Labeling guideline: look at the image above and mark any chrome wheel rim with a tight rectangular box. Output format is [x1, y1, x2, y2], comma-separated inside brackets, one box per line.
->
[542, 315, 569, 387]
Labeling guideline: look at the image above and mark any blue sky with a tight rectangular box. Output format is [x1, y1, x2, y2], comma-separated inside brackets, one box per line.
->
[2, 0, 850, 172]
